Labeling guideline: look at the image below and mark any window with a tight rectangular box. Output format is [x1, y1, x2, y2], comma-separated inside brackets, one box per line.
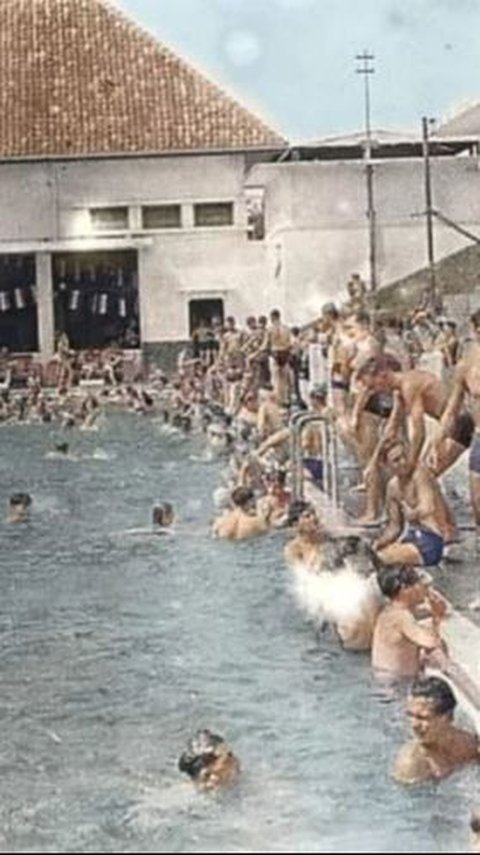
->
[194, 202, 234, 228]
[246, 187, 265, 241]
[142, 205, 182, 230]
[90, 207, 129, 232]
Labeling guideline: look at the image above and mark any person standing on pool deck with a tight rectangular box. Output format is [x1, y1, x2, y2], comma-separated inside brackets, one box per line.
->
[432, 308, 480, 542]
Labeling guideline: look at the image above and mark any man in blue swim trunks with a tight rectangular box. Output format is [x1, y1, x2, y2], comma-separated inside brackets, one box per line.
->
[373, 439, 453, 567]
[301, 383, 330, 488]
[434, 309, 480, 540]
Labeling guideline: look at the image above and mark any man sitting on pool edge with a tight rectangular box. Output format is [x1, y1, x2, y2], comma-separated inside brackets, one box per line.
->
[393, 676, 479, 784]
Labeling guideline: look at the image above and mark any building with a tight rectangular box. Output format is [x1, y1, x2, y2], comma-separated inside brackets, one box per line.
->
[0, 0, 285, 365]
[2, 0, 480, 368]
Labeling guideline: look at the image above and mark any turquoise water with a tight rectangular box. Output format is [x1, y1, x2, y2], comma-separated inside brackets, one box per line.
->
[0, 416, 475, 853]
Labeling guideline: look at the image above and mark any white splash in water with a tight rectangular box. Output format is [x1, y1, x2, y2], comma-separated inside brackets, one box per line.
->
[290, 562, 381, 626]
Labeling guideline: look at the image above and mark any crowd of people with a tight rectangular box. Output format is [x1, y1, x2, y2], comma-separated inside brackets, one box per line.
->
[3, 273, 480, 846]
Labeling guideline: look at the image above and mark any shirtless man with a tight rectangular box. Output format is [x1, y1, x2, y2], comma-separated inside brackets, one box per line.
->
[356, 356, 475, 477]
[373, 439, 454, 566]
[257, 390, 284, 439]
[7, 492, 32, 523]
[393, 677, 478, 784]
[321, 302, 352, 417]
[179, 730, 240, 791]
[212, 486, 269, 541]
[301, 384, 330, 489]
[434, 309, 480, 535]
[258, 470, 291, 528]
[266, 309, 292, 406]
[284, 504, 323, 571]
[219, 316, 244, 370]
[372, 565, 447, 678]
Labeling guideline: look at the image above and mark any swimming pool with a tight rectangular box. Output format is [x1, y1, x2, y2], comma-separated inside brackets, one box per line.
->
[0, 416, 475, 853]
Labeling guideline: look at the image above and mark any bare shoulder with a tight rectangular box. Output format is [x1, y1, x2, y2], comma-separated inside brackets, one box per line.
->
[455, 728, 480, 761]
[386, 476, 400, 500]
[392, 741, 432, 785]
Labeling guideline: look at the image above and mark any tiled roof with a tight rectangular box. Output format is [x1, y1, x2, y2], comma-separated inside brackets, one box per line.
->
[0, 0, 285, 158]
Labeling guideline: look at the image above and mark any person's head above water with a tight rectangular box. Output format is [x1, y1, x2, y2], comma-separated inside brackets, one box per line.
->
[152, 502, 175, 528]
[407, 677, 457, 748]
[178, 729, 240, 791]
[230, 486, 256, 511]
[377, 564, 429, 605]
[8, 492, 32, 523]
[55, 442, 69, 455]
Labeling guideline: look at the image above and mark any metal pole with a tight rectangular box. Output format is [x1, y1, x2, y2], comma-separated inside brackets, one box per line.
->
[422, 116, 437, 305]
[356, 51, 377, 293]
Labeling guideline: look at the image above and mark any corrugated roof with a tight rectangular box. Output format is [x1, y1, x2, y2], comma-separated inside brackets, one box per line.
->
[436, 103, 480, 137]
[0, 0, 285, 158]
[296, 128, 420, 147]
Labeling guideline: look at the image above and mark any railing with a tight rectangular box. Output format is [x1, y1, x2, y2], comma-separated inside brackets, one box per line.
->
[289, 412, 340, 508]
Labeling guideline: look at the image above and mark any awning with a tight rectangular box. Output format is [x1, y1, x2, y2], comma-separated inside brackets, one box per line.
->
[0, 235, 154, 254]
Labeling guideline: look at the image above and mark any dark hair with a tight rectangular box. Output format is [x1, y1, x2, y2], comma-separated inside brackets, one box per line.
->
[470, 810, 480, 834]
[55, 442, 69, 454]
[321, 302, 339, 320]
[471, 308, 480, 329]
[9, 492, 32, 508]
[270, 309, 281, 321]
[377, 564, 420, 599]
[410, 676, 457, 716]
[286, 500, 312, 526]
[152, 502, 174, 526]
[231, 486, 255, 508]
[356, 353, 401, 380]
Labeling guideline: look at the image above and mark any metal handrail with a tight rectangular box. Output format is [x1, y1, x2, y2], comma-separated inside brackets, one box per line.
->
[289, 413, 339, 507]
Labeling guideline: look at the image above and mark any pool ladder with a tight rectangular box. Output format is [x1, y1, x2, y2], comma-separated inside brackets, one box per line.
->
[290, 412, 340, 508]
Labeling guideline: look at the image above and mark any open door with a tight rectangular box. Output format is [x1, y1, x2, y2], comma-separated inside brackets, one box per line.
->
[188, 299, 224, 336]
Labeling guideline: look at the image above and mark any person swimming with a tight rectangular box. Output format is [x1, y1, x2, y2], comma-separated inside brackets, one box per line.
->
[178, 730, 240, 791]
[7, 492, 32, 523]
[152, 502, 175, 529]
[120, 502, 176, 537]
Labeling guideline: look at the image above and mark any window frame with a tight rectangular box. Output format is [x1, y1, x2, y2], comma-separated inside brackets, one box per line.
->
[193, 201, 235, 229]
[89, 206, 130, 233]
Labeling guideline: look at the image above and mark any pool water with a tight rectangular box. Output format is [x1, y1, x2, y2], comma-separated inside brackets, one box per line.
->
[0, 416, 475, 853]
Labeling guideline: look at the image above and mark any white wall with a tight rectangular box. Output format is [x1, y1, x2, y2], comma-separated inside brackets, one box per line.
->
[252, 156, 480, 320]
[0, 151, 479, 353]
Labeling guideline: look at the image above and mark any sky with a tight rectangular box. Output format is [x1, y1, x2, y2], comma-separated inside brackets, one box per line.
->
[115, 0, 480, 141]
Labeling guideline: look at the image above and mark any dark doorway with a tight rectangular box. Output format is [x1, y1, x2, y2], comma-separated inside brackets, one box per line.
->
[53, 251, 140, 350]
[0, 254, 38, 352]
[188, 298, 224, 336]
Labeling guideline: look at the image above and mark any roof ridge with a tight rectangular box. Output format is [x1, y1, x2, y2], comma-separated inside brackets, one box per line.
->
[98, 0, 285, 140]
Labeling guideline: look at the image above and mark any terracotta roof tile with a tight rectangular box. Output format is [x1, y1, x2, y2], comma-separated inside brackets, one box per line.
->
[0, 0, 285, 158]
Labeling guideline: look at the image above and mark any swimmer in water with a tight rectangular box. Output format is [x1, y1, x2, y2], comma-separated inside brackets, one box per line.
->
[393, 677, 479, 785]
[45, 442, 80, 461]
[178, 730, 240, 791]
[372, 564, 448, 679]
[121, 502, 176, 537]
[7, 492, 32, 523]
[152, 502, 175, 529]
[471, 808, 480, 852]
[212, 486, 269, 541]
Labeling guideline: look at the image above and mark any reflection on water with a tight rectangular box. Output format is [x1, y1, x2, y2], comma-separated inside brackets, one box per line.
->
[0, 416, 473, 853]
